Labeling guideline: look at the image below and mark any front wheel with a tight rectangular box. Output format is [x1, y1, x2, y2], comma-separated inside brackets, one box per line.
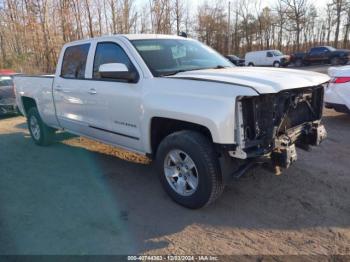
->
[341, 59, 348, 65]
[27, 107, 55, 146]
[156, 130, 224, 209]
[273, 61, 280, 67]
[331, 57, 340, 66]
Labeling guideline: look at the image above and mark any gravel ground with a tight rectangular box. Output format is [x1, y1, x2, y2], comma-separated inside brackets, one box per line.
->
[0, 65, 349, 256]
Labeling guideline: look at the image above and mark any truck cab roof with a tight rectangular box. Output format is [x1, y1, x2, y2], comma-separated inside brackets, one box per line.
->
[66, 34, 188, 46]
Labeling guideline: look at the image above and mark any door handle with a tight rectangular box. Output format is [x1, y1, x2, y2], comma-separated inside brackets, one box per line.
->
[88, 88, 97, 95]
[55, 85, 63, 92]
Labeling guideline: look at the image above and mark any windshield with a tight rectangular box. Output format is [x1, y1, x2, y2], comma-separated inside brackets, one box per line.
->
[0, 76, 13, 87]
[325, 46, 336, 51]
[272, 50, 283, 56]
[131, 39, 233, 77]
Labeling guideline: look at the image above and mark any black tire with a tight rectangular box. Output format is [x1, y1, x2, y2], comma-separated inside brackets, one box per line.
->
[156, 130, 224, 209]
[331, 57, 340, 66]
[27, 107, 55, 146]
[273, 61, 280, 67]
[248, 63, 254, 66]
[295, 59, 303, 67]
[341, 59, 348, 65]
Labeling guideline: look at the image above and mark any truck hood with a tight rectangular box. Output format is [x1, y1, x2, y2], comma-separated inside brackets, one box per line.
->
[167, 67, 330, 94]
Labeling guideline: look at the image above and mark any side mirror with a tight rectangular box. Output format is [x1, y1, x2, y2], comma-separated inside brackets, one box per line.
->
[98, 63, 138, 82]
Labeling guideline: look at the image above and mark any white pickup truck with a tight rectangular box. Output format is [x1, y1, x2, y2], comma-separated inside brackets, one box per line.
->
[15, 34, 329, 209]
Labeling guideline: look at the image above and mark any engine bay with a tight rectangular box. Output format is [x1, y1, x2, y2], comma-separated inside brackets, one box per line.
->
[240, 85, 324, 153]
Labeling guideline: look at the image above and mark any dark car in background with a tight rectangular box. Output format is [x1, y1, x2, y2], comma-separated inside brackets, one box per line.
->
[225, 55, 245, 66]
[0, 70, 18, 115]
[290, 46, 350, 67]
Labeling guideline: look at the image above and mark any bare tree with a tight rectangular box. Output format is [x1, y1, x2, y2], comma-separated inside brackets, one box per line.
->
[173, 0, 184, 35]
[332, 0, 347, 47]
[275, 0, 287, 50]
[1, 0, 350, 73]
[282, 0, 308, 51]
[343, 2, 350, 47]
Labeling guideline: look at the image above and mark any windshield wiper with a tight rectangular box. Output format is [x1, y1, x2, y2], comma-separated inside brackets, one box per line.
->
[161, 69, 191, 77]
[160, 66, 230, 77]
[213, 65, 229, 69]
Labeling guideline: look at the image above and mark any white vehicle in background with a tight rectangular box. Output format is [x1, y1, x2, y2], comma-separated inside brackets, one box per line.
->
[245, 50, 290, 67]
[325, 66, 350, 114]
[14, 34, 329, 209]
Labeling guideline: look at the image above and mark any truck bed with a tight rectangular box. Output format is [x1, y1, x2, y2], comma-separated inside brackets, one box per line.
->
[14, 74, 58, 127]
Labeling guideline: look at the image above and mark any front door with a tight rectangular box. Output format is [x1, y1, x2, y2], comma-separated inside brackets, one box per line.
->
[82, 41, 143, 151]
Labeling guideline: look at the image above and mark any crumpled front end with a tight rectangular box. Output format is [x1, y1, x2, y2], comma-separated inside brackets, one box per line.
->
[230, 85, 327, 175]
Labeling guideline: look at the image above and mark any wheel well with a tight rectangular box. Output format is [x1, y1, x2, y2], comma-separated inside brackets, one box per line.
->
[21, 97, 37, 115]
[150, 117, 213, 156]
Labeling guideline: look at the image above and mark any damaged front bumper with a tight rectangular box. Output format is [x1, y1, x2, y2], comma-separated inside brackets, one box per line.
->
[271, 123, 326, 172]
[222, 123, 327, 179]
[220, 85, 327, 182]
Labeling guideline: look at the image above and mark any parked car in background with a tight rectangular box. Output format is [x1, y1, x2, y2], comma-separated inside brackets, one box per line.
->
[14, 34, 329, 209]
[325, 66, 350, 114]
[0, 69, 18, 115]
[225, 55, 245, 66]
[291, 46, 350, 67]
[245, 50, 290, 67]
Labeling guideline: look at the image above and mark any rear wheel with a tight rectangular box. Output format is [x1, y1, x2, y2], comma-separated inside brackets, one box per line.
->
[248, 63, 254, 66]
[27, 107, 55, 146]
[156, 130, 224, 209]
[295, 59, 303, 67]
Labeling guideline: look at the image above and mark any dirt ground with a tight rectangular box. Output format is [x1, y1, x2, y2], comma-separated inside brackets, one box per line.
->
[0, 108, 349, 256]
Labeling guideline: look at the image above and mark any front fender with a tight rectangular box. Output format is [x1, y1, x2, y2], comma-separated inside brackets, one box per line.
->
[140, 78, 258, 153]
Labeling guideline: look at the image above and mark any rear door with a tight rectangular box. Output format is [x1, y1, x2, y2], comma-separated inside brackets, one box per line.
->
[253, 52, 262, 65]
[319, 47, 330, 62]
[306, 48, 320, 63]
[53, 43, 90, 133]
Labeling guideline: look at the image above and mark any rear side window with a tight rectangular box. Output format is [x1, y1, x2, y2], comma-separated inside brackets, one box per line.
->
[93, 42, 135, 79]
[61, 44, 90, 79]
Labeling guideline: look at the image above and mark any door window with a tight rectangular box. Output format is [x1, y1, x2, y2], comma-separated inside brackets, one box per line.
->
[61, 44, 90, 79]
[266, 52, 273, 57]
[93, 42, 135, 79]
[310, 48, 321, 55]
